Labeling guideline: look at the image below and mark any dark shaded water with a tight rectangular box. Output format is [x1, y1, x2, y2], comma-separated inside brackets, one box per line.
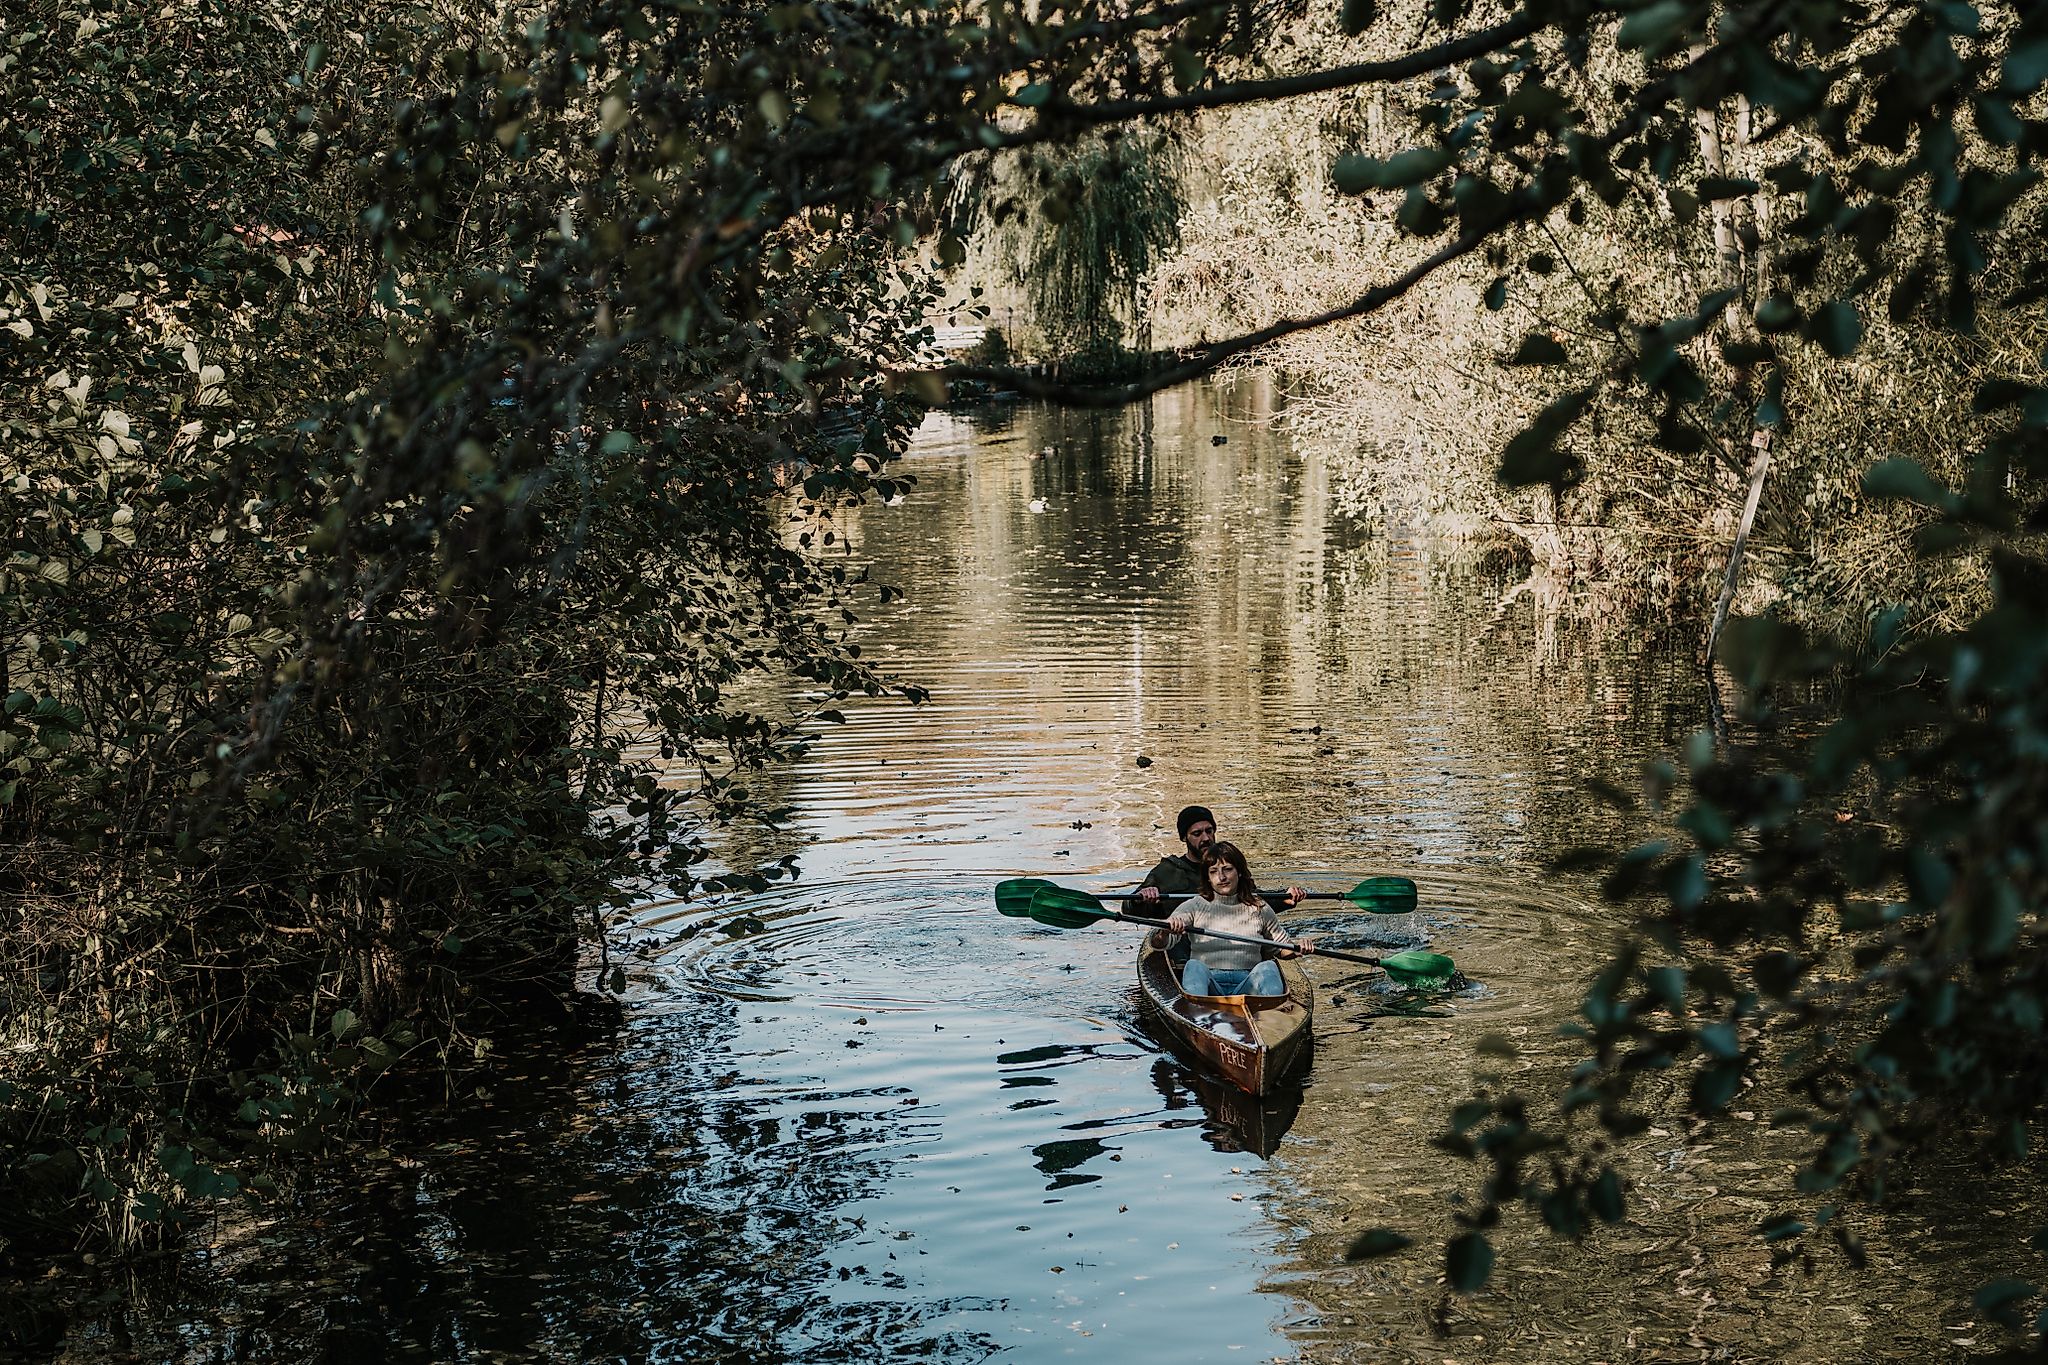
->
[57, 380, 2020, 1361]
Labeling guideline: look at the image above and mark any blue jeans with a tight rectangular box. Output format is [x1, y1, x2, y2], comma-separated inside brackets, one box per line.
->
[1181, 958, 1284, 997]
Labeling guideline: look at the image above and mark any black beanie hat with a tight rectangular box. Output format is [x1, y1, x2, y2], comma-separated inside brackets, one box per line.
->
[1176, 805, 1215, 838]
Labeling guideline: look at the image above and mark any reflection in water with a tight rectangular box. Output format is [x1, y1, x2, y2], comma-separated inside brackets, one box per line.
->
[1148, 1059, 1306, 1160]
[58, 379, 2018, 1362]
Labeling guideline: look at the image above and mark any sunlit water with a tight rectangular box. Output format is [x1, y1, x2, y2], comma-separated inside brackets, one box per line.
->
[59, 380, 2022, 1362]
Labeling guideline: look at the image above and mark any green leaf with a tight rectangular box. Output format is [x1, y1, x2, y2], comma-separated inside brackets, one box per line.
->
[1590, 1169, 1625, 1222]
[1975, 1277, 2037, 1318]
[1753, 295, 1800, 333]
[1344, 1227, 1413, 1259]
[1804, 300, 1862, 357]
[1445, 1232, 1495, 1291]
[329, 1008, 357, 1040]
[1617, 0, 1697, 54]
[1861, 458, 1949, 507]
[1715, 614, 1808, 689]
[1497, 388, 1595, 488]
[1340, 0, 1378, 35]
[1697, 175, 1759, 199]
[1013, 83, 1051, 108]
[1507, 332, 1569, 365]
[1378, 147, 1454, 187]
[1696, 1021, 1740, 1060]
[1483, 277, 1507, 310]
[2000, 38, 2048, 95]
[1691, 1060, 1743, 1113]
[1332, 154, 1378, 195]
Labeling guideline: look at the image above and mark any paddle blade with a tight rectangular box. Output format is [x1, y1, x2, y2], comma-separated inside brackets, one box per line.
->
[1027, 885, 1114, 930]
[1345, 876, 1418, 915]
[995, 878, 1059, 918]
[1378, 950, 1455, 989]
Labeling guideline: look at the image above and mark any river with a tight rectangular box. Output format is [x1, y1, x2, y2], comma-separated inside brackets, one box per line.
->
[58, 379, 2015, 1362]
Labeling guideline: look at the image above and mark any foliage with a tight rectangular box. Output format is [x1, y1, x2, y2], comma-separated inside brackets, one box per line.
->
[963, 132, 1187, 355]
[1440, 462, 2048, 1326]
[1064, 0, 2047, 630]
[1162, 0, 2048, 1336]
[0, 0, 971, 1273]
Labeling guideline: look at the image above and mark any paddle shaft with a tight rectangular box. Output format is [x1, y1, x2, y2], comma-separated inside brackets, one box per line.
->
[1092, 907, 1391, 969]
[1103, 887, 1414, 912]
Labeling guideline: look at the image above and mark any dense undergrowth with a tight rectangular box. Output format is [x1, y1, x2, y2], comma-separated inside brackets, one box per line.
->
[960, 1, 2048, 640]
[0, 0, 953, 1303]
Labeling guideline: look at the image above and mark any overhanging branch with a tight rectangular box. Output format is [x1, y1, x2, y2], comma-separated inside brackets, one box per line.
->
[935, 227, 1490, 406]
[994, 10, 1559, 148]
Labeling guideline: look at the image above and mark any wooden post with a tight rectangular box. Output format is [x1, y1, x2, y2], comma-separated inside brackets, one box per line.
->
[1705, 427, 1774, 672]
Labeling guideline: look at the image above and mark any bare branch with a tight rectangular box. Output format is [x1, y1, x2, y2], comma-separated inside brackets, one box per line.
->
[938, 226, 1491, 406]
[995, 10, 1558, 148]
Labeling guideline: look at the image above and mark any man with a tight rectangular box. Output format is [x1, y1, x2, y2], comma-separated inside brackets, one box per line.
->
[1131, 805, 1304, 917]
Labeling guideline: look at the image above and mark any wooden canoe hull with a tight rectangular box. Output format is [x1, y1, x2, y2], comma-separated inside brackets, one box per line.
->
[1135, 931, 1314, 1096]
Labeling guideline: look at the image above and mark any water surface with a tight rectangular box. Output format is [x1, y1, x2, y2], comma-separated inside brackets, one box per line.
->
[62, 380, 2016, 1362]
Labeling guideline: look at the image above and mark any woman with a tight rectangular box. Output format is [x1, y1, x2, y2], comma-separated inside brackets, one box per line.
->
[1165, 842, 1315, 997]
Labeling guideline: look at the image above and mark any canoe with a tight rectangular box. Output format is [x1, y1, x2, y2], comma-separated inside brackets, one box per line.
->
[1135, 930, 1314, 1096]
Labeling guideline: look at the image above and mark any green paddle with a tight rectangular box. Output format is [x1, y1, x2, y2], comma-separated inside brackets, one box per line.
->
[994, 877, 1060, 919]
[992, 876, 1419, 915]
[1011, 884, 1457, 989]
[1295, 875, 1418, 915]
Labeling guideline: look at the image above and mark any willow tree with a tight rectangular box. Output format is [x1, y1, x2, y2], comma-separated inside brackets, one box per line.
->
[1011, 134, 1179, 362]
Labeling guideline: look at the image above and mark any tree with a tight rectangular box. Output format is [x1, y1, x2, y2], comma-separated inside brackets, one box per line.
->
[957, 131, 1186, 364]
[0, 0, 955, 1268]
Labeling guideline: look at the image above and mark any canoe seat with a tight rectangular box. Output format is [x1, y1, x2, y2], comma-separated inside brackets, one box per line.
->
[1174, 971, 1293, 1011]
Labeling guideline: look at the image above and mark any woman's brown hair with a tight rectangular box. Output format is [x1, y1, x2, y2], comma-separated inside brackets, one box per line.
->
[1201, 841, 1261, 906]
